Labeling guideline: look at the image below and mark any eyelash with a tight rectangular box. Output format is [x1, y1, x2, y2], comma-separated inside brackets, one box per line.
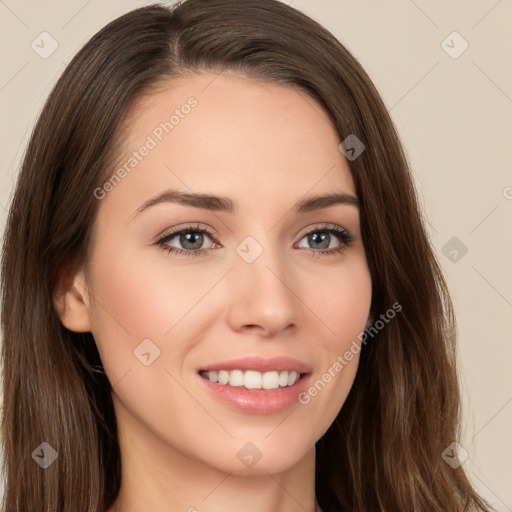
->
[155, 223, 354, 258]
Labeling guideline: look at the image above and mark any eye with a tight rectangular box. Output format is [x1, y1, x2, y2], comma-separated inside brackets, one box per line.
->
[156, 223, 217, 258]
[296, 223, 354, 257]
[155, 222, 354, 258]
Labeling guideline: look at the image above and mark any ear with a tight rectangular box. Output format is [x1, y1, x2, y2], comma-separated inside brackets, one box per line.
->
[54, 265, 92, 333]
[365, 314, 374, 328]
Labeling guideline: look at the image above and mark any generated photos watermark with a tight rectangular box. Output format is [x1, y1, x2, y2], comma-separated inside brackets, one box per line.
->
[93, 96, 198, 200]
[298, 301, 402, 404]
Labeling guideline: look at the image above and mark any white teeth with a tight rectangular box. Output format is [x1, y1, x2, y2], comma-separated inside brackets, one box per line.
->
[262, 371, 279, 390]
[229, 369, 244, 387]
[218, 370, 229, 385]
[244, 370, 262, 389]
[287, 371, 298, 386]
[279, 371, 289, 387]
[201, 369, 302, 390]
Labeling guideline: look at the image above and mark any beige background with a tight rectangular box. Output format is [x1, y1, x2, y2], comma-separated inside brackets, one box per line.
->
[1, 0, 511, 509]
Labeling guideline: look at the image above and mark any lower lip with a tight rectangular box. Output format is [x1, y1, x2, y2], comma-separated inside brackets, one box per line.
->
[198, 372, 313, 414]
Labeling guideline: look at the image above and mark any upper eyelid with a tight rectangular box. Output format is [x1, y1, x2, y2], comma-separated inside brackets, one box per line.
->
[156, 223, 215, 242]
[156, 222, 353, 245]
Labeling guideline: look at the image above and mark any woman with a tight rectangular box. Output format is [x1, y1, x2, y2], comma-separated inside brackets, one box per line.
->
[0, 1, 495, 511]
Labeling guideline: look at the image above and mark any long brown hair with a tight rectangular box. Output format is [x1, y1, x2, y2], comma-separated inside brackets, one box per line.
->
[1, 1, 495, 511]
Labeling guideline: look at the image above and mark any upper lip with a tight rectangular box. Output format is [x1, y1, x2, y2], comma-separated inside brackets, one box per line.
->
[199, 356, 313, 374]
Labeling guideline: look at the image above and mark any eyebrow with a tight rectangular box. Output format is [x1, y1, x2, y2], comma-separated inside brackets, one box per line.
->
[130, 188, 360, 220]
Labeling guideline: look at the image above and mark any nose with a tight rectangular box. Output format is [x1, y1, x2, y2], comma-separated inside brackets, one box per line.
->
[225, 244, 299, 338]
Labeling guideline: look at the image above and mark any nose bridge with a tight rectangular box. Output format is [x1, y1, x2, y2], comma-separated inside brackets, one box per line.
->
[226, 233, 298, 334]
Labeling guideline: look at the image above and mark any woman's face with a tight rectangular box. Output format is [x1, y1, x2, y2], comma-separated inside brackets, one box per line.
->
[75, 72, 372, 475]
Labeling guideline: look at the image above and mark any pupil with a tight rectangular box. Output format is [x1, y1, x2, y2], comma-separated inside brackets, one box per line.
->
[181, 232, 203, 250]
[310, 232, 329, 249]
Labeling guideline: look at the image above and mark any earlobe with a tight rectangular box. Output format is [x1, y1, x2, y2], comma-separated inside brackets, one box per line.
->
[53, 266, 92, 333]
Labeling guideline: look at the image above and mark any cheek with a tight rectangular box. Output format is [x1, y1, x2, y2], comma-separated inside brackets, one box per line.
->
[295, 260, 371, 433]
[313, 258, 372, 348]
[88, 241, 209, 335]
[86, 241, 228, 383]
[327, 263, 372, 371]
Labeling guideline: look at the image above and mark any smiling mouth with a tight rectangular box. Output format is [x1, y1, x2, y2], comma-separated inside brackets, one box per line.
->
[199, 369, 308, 391]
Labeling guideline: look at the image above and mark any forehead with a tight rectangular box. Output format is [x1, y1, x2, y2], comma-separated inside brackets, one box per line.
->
[102, 72, 356, 217]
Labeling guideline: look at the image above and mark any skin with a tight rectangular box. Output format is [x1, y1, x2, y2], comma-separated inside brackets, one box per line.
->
[56, 72, 372, 512]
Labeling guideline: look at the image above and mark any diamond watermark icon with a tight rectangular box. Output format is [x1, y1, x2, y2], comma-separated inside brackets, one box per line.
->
[442, 442, 469, 468]
[338, 134, 365, 161]
[236, 236, 263, 264]
[32, 442, 58, 469]
[442, 237, 468, 263]
[441, 31, 469, 59]
[31, 31, 59, 59]
[134, 338, 161, 366]
[237, 442, 262, 468]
